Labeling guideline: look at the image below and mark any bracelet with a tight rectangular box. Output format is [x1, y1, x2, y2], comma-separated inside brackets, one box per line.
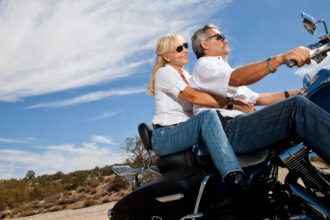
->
[267, 57, 276, 73]
[284, 91, 290, 98]
[227, 97, 234, 110]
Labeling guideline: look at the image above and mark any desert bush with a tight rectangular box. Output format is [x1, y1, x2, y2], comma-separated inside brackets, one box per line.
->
[107, 176, 129, 192]
[19, 207, 35, 217]
[63, 191, 72, 196]
[102, 198, 110, 203]
[44, 193, 61, 203]
[49, 205, 63, 212]
[78, 194, 86, 200]
[76, 186, 85, 193]
[83, 200, 96, 207]
[84, 185, 92, 193]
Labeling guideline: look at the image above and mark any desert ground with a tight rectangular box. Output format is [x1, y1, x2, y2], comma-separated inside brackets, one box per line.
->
[13, 202, 115, 220]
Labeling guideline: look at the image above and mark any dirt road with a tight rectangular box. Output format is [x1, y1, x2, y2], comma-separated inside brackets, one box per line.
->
[13, 202, 115, 220]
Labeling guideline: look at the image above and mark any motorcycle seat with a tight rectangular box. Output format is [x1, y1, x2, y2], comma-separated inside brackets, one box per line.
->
[138, 122, 269, 173]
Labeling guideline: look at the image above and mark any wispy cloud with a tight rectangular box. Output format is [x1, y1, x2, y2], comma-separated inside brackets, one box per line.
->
[0, 137, 25, 144]
[0, 0, 232, 102]
[0, 137, 36, 144]
[88, 110, 124, 121]
[294, 56, 330, 76]
[91, 135, 114, 145]
[0, 142, 125, 179]
[26, 88, 145, 109]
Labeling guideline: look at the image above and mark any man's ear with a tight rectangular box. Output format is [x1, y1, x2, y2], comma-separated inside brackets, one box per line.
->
[200, 40, 208, 50]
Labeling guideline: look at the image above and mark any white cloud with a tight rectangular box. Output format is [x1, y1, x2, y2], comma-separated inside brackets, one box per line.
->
[0, 142, 125, 179]
[91, 135, 114, 145]
[0, 137, 25, 144]
[88, 110, 123, 121]
[294, 56, 330, 77]
[0, 0, 232, 102]
[26, 87, 145, 109]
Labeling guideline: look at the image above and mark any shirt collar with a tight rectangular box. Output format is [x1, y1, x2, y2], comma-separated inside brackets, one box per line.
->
[200, 56, 225, 61]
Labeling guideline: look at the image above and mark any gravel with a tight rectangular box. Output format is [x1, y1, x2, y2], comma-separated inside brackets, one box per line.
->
[12, 202, 116, 220]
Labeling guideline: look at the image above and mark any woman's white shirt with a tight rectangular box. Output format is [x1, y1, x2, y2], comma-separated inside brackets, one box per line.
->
[152, 64, 193, 126]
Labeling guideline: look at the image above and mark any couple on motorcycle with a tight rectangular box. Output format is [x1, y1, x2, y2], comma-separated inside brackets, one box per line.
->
[146, 24, 330, 203]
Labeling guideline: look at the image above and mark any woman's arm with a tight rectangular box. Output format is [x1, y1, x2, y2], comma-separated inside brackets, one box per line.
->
[255, 89, 303, 106]
[179, 86, 255, 114]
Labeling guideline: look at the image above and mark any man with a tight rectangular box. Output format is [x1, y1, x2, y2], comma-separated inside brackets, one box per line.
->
[190, 24, 330, 204]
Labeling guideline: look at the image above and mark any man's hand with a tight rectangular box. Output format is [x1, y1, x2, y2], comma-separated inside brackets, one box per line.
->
[234, 99, 256, 114]
[283, 46, 311, 67]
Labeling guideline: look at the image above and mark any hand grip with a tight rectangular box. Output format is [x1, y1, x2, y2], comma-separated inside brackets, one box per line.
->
[286, 60, 297, 68]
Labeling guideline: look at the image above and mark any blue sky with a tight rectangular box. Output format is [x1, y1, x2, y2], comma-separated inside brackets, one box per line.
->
[0, 0, 329, 179]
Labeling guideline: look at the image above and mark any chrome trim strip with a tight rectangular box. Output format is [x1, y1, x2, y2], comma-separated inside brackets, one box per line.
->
[289, 183, 330, 219]
[155, 193, 184, 202]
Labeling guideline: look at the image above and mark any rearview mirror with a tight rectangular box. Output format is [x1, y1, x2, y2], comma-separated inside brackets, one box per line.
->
[301, 12, 316, 35]
[303, 73, 312, 88]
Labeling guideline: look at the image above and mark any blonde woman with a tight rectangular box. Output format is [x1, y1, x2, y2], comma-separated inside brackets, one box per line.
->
[147, 34, 254, 183]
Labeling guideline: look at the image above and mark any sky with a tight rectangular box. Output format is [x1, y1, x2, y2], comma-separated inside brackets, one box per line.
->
[0, 0, 329, 179]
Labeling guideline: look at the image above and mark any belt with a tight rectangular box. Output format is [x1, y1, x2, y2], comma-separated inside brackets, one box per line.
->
[216, 110, 233, 128]
[154, 123, 180, 129]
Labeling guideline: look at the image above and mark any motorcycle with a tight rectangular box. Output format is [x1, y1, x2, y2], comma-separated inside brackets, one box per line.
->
[108, 12, 330, 220]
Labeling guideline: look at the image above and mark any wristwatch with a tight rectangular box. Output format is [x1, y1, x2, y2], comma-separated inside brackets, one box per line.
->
[227, 97, 234, 110]
[267, 57, 276, 73]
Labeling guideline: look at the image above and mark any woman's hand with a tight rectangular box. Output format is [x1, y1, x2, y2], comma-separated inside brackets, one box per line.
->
[234, 99, 256, 114]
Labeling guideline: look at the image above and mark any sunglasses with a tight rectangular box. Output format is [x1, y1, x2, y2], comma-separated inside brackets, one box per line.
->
[208, 34, 225, 41]
[175, 43, 188, 53]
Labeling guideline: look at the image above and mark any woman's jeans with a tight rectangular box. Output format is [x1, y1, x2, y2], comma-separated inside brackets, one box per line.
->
[152, 110, 242, 179]
[152, 96, 330, 179]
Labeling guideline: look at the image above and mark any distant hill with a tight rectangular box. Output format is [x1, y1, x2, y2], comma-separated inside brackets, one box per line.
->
[0, 165, 131, 219]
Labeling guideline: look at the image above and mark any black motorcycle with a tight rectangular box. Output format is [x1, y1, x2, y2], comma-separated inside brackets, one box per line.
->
[108, 12, 330, 220]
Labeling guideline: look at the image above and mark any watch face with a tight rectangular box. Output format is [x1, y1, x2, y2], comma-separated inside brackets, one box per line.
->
[227, 98, 234, 110]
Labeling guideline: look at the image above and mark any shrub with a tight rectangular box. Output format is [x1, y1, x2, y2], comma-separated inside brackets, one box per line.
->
[44, 193, 61, 203]
[83, 200, 96, 207]
[19, 207, 35, 217]
[107, 176, 129, 192]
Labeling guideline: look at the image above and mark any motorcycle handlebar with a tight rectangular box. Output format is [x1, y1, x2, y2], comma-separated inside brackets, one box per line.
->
[286, 41, 329, 68]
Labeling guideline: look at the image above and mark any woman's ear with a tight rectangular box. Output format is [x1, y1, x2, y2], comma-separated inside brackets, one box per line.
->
[162, 55, 170, 62]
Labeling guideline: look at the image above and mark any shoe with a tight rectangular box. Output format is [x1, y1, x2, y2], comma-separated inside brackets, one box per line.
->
[225, 172, 261, 212]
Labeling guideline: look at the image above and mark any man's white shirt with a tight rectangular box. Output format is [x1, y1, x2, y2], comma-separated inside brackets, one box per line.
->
[191, 56, 259, 118]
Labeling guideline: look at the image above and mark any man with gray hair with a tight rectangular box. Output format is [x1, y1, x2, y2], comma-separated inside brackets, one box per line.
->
[190, 24, 330, 206]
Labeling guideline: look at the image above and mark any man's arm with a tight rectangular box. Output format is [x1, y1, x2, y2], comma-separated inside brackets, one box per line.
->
[178, 86, 255, 114]
[229, 47, 311, 87]
[255, 89, 303, 106]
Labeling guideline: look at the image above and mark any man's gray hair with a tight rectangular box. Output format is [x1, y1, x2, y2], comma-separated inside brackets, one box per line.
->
[191, 24, 218, 59]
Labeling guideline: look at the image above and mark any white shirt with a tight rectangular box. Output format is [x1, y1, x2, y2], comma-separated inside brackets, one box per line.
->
[191, 56, 259, 118]
[152, 64, 193, 126]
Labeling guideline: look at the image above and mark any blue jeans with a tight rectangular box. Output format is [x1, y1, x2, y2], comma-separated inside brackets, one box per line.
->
[225, 96, 330, 164]
[152, 110, 243, 179]
[152, 96, 330, 180]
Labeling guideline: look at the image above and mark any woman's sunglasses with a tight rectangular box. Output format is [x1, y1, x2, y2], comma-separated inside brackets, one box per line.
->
[175, 43, 188, 53]
[208, 34, 225, 41]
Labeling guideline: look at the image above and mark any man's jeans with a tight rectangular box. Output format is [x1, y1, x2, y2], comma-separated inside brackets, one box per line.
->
[152, 96, 330, 179]
[225, 96, 330, 163]
[152, 110, 243, 179]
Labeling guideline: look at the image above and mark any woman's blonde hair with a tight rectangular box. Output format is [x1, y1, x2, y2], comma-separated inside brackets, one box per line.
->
[146, 34, 185, 95]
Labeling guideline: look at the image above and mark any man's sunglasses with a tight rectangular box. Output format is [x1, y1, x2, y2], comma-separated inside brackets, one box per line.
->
[208, 34, 225, 41]
[175, 43, 188, 53]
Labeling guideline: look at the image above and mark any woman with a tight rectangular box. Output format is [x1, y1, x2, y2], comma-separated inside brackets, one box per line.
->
[147, 34, 254, 184]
